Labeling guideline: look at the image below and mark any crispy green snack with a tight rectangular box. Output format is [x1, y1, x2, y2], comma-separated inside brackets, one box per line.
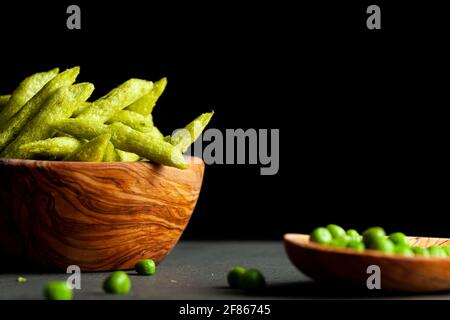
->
[103, 141, 120, 162]
[136, 125, 164, 140]
[168, 112, 214, 153]
[77, 79, 153, 123]
[106, 110, 153, 128]
[0, 68, 59, 126]
[116, 149, 140, 162]
[65, 134, 111, 162]
[0, 95, 11, 108]
[72, 101, 91, 117]
[53, 119, 187, 168]
[19, 137, 82, 159]
[1, 83, 94, 159]
[0, 67, 80, 151]
[126, 77, 167, 116]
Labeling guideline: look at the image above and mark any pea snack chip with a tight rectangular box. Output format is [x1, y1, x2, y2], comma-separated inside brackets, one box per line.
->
[0, 67, 213, 168]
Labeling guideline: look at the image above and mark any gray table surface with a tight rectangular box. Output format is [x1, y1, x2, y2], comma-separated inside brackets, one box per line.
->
[1, 241, 449, 300]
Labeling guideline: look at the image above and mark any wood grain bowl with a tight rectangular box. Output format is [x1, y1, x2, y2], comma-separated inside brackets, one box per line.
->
[0, 156, 205, 271]
[284, 233, 450, 292]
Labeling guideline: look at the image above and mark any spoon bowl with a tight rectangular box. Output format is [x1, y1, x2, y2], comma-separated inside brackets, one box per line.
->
[284, 233, 450, 292]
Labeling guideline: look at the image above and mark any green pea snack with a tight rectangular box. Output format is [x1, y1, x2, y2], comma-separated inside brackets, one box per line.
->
[0, 68, 59, 126]
[1, 83, 94, 159]
[309, 224, 450, 258]
[54, 120, 188, 168]
[64, 133, 111, 162]
[167, 112, 214, 153]
[0, 67, 213, 168]
[103, 141, 120, 162]
[116, 149, 140, 162]
[0, 95, 11, 111]
[76, 78, 153, 123]
[0, 67, 80, 151]
[19, 136, 82, 159]
[126, 77, 167, 116]
[107, 110, 153, 129]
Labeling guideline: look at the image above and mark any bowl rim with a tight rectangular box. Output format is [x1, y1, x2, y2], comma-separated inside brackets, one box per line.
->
[0, 155, 204, 168]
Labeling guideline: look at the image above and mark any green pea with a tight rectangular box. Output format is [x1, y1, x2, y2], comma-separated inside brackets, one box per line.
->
[330, 235, 351, 248]
[239, 269, 266, 292]
[362, 227, 386, 247]
[443, 247, 450, 256]
[394, 245, 414, 256]
[134, 259, 156, 276]
[368, 237, 394, 254]
[347, 240, 365, 251]
[43, 281, 73, 300]
[326, 224, 346, 239]
[428, 246, 447, 258]
[388, 232, 409, 246]
[412, 246, 430, 257]
[310, 227, 333, 245]
[227, 266, 247, 289]
[103, 271, 131, 294]
[346, 229, 360, 241]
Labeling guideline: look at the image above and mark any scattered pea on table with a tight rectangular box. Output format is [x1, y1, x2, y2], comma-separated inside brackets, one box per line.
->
[227, 267, 266, 292]
[103, 271, 131, 295]
[227, 266, 247, 289]
[240, 269, 266, 292]
[43, 281, 73, 300]
[135, 259, 156, 276]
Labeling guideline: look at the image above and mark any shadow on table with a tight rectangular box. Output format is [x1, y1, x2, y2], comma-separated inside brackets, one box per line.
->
[214, 281, 422, 299]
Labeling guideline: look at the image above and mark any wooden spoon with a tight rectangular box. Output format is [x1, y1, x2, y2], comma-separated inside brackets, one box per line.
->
[284, 233, 450, 292]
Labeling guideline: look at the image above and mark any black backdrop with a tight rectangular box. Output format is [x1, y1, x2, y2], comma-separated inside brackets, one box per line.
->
[0, 1, 448, 239]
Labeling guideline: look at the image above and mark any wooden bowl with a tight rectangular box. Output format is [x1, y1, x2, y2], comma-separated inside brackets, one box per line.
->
[0, 157, 205, 271]
[284, 233, 450, 292]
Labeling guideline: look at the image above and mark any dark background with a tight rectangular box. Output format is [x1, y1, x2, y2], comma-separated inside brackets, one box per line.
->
[0, 1, 448, 239]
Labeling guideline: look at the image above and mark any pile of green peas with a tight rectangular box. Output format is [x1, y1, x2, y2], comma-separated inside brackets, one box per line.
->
[227, 267, 266, 292]
[310, 224, 450, 258]
[43, 258, 157, 300]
